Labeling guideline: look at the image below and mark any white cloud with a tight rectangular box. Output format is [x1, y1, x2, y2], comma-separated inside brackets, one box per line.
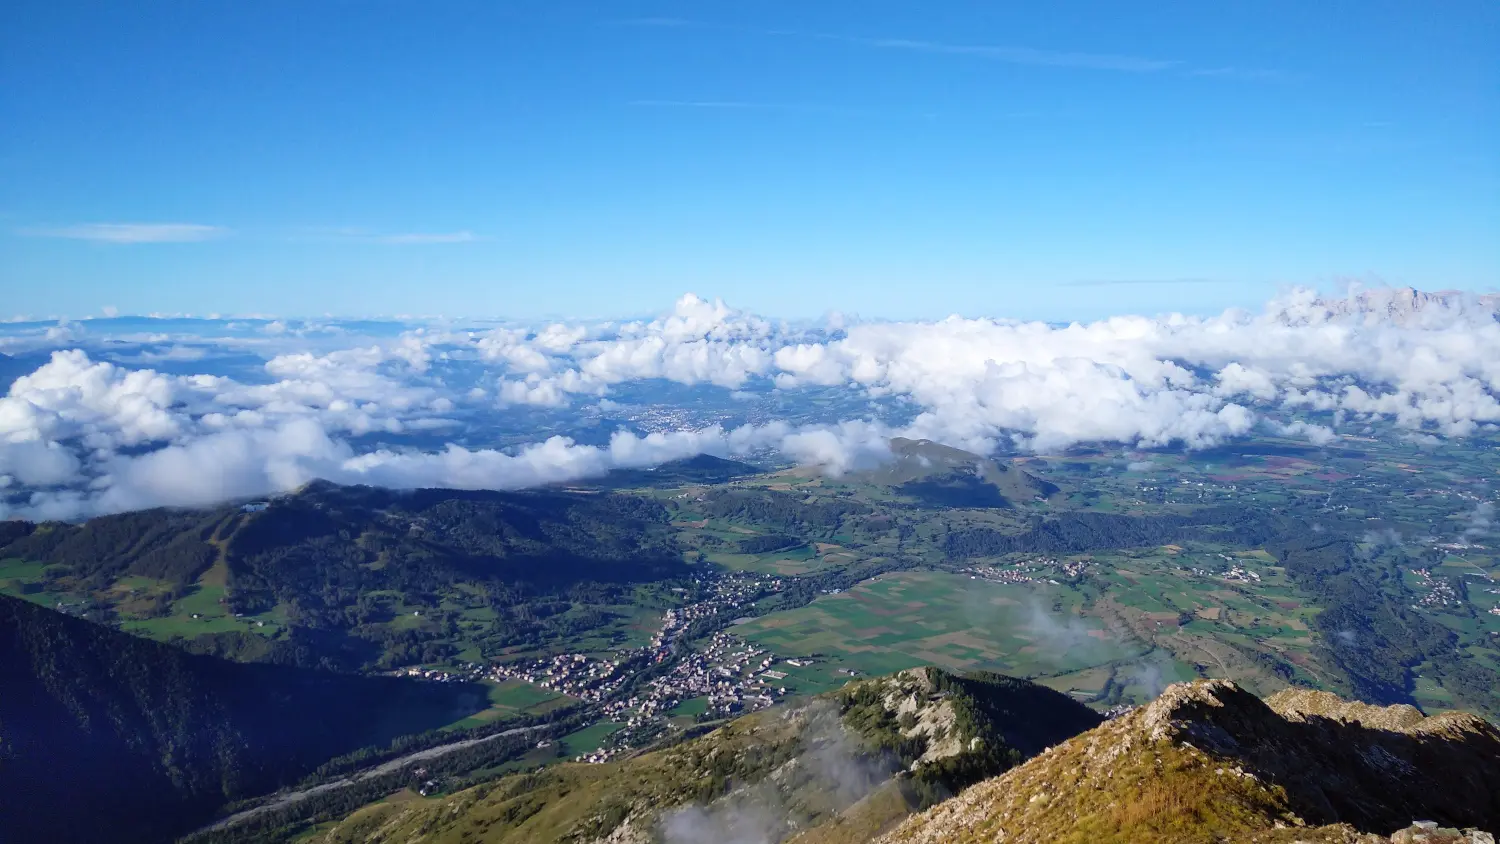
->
[1269, 420, 1337, 446]
[1464, 501, 1494, 540]
[1, 350, 182, 448]
[378, 231, 481, 244]
[19, 223, 226, 243]
[2, 287, 1498, 519]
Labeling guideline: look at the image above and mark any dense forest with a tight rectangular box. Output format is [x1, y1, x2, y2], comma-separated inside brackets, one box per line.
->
[0, 482, 690, 671]
[943, 506, 1292, 558]
[1267, 533, 1500, 717]
[696, 488, 872, 536]
[0, 594, 485, 844]
[897, 470, 1017, 508]
[223, 483, 682, 609]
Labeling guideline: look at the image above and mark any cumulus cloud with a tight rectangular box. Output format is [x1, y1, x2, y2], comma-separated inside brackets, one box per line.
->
[434, 288, 1499, 455]
[1269, 419, 1337, 446]
[0, 346, 887, 518]
[2, 288, 1498, 519]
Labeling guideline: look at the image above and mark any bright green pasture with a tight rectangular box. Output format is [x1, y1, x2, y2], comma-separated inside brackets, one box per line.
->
[736, 570, 1141, 683]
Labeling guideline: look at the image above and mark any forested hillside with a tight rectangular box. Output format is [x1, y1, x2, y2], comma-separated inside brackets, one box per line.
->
[0, 482, 688, 671]
[0, 594, 485, 844]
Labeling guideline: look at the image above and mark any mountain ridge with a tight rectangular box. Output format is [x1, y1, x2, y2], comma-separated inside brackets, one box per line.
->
[878, 678, 1500, 844]
[299, 667, 1100, 844]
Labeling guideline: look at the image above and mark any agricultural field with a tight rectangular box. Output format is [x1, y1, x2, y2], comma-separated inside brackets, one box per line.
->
[442, 679, 571, 731]
[1077, 544, 1334, 696]
[559, 721, 625, 759]
[735, 570, 1148, 696]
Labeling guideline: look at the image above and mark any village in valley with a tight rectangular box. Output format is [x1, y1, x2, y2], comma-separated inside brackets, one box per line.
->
[404, 569, 804, 764]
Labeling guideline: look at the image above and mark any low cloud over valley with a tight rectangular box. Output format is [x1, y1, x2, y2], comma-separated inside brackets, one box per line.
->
[2, 287, 1498, 519]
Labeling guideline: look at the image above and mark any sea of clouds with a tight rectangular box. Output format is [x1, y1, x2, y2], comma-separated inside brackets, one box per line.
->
[2, 287, 1497, 520]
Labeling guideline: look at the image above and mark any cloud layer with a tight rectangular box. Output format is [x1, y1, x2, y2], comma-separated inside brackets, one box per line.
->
[2, 287, 1497, 519]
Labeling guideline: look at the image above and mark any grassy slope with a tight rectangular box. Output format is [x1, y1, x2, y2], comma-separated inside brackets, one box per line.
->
[307, 668, 1100, 844]
[879, 680, 1500, 844]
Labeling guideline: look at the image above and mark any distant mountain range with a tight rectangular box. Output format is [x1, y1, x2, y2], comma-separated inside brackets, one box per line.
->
[1304, 287, 1500, 323]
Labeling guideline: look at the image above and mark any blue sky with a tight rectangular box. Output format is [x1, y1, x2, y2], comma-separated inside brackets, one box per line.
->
[2, 0, 1496, 321]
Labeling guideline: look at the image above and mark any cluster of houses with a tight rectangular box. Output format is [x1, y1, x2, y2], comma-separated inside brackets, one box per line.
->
[486, 571, 787, 711]
[573, 633, 793, 763]
[490, 653, 624, 702]
[645, 571, 786, 656]
[478, 570, 793, 762]
[1411, 568, 1461, 608]
[398, 665, 477, 683]
[964, 560, 1063, 586]
[1219, 564, 1263, 583]
[1173, 554, 1264, 584]
[647, 631, 785, 715]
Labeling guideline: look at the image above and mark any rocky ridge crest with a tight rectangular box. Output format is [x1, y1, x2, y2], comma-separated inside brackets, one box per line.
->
[878, 679, 1500, 844]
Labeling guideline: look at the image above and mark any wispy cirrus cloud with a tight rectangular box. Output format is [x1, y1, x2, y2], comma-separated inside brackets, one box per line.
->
[1187, 66, 1289, 81]
[616, 16, 692, 27]
[18, 223, 227, 243]
[377, 231, 483, 245]
[615, 19, 1282, 79]
[615, 19, 1176, 73]
[627, 99, 897, 117]
[631, 99, 805, 109]
[1062, 277, 1243, 288]
[835, 36, 1178, 72]
[297, 228, 486, 245]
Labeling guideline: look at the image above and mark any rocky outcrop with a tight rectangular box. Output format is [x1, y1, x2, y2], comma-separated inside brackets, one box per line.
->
[879, 680, 1500, 843]
[1292, 287, 1500, 325]
[307, 668, 1097, 844]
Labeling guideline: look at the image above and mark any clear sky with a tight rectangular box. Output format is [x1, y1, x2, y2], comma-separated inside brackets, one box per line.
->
[2, 1, 1496, 322]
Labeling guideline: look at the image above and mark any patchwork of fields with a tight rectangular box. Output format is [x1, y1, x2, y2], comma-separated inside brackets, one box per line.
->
[735, 570, 1147, 694]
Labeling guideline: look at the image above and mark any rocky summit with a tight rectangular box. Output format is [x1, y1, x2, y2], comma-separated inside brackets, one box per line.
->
[878, 679, 1500, 844]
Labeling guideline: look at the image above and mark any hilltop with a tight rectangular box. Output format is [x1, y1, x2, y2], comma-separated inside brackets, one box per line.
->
[867, 438, 1061, 508]
[299, 667, 1100, 844]
[879, 679, 1500, 844]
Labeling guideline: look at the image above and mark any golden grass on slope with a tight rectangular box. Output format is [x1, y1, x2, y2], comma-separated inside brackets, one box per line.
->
[879, 731, 1294, 844]
[880, 679, 1500, 844]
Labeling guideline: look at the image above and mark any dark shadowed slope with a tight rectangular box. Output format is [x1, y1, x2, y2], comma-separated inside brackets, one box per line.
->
[0, 594, 486, 844]
[877, 438, 1061, 508]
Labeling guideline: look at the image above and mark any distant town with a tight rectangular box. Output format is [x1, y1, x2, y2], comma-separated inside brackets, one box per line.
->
[400, 570, 797, 762]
